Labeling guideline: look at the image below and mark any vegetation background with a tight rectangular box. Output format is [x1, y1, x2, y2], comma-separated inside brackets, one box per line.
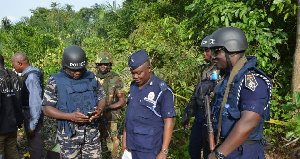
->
[1, 0, 300, 158]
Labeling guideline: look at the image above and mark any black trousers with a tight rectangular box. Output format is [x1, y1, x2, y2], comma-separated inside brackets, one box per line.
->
[24, 110, 44, 159]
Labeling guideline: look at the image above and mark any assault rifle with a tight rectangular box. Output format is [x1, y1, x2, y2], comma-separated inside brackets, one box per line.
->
[204, 94, 215, 152]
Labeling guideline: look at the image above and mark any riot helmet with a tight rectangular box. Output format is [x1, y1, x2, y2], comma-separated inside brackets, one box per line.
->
[210, 27, 247, 71]
[210, 27, 248, 52]
[61, 45, 87, 70]
[200, 35, 213, 63]
[200, 35, 211, 48]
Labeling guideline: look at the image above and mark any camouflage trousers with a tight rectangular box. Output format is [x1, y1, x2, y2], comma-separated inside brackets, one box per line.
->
[57, 125, 101, 159]
[100, 121, 121, 159]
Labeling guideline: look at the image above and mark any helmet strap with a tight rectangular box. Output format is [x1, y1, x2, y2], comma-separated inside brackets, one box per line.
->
[239, 52, 245, 59]
[225, 52, 233, 71]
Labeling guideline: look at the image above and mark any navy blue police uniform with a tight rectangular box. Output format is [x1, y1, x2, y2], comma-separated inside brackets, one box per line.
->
[211, 56, 272, 158]
[125, 50, 176, 159]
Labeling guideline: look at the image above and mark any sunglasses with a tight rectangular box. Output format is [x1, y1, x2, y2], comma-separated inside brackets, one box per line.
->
[212, 47, 225, 56]
[96, 63, 110, 66]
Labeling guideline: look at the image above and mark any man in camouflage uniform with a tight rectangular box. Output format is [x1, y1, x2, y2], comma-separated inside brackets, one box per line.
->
[42, 45, 106, 159]
[95, 52, 126, 159]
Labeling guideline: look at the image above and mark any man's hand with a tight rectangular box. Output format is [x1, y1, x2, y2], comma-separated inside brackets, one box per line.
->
[181, 111, 189, 127]
[69, 111, 89, 123]
[87, 106, 102, 121]
[156, 151, 167, 159]
[208, 152, 216, 159]
[26, 129, 35, 138]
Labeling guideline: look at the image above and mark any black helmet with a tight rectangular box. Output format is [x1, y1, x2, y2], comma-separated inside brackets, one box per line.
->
[210, 27, 248, 52]
[61, 45, 87, 69]
[200, 35, 211, 48]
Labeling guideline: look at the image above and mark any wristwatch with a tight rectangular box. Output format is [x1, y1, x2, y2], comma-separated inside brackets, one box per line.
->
[162, 148, 168, 155]
[215, 149, 225, 159]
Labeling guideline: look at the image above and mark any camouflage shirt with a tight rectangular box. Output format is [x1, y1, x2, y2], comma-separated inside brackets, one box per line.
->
[96, 71, 124, 121]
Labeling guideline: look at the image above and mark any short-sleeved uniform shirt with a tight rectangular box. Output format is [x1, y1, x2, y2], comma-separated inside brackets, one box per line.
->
[239, 75, 269, 117]
[125, 73, 176, 153]
[225, 75, 270, 159]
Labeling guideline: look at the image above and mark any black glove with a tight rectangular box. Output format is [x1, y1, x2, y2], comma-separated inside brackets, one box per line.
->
[181, 108, 190, 127]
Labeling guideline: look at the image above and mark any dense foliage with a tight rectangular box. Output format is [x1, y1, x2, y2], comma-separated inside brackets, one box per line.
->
[0, 0, 299, 158]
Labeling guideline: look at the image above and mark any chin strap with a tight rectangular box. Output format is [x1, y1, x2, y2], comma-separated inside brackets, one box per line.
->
[224, 51, 245, 74]
[225, 52, 233, 71]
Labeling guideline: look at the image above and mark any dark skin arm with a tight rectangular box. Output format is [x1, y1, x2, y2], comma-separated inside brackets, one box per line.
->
[208, 110, 261, 159]
[43, 98, 106, 122]
[43, 106, 90, 122]
[92, 98, 106, 120]
[122, 127, 127, 152]
[156, 117, 174, 159]
[106, 92, 126, 110]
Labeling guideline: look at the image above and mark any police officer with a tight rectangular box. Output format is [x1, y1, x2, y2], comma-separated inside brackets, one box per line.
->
[208, 27, 272, 159]
[42, 45, 106, 159]
[122, 49, 176, 159]
[181, 35, 219, 159]
[12, 53, 44, 159]
[95, 52, 126, 159]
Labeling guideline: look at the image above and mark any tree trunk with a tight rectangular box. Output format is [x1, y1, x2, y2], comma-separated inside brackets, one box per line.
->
[292, 0, 300, 101]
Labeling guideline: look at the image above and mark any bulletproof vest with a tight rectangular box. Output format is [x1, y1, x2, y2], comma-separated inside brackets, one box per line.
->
[0, 68, 23, 134]
[52, 69, 98, 137]
[194, 65, 218, 107]
[211, 56, 271, 141]
[22, 69, 44, 106]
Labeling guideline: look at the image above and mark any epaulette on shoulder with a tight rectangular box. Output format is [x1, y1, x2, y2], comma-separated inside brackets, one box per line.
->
[159, 81, 168, 91]
[245, 71, 258, 91]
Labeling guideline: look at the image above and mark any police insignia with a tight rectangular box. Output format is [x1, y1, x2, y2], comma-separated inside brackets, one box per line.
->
[245, 73, 258, 91]
[148, 92, 155, 101]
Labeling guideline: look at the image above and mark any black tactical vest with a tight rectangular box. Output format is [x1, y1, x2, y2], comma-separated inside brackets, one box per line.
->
[22, 70, 44, 106]
[0, 67, 23, 134]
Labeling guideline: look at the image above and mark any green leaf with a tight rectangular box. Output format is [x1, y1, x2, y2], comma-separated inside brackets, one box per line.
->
[213, 15, 219, 23]
[235, 9, 240, 17]
[267, 18, 273, 24]
[225, 17, 229, 26]
[286, 131, 294, 139]
[284, 13, 289, 21]
[295, 113, 300, 122]
[270, 5, 276, 11]
[273, 0, 284, 5]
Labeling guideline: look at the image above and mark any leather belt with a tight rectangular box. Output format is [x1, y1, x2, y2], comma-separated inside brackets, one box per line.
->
[243, 140, 259, 145]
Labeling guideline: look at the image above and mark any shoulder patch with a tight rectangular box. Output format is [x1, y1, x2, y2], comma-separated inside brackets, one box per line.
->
[159, 81, 168, 91]
[245, 73, 258, 91]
